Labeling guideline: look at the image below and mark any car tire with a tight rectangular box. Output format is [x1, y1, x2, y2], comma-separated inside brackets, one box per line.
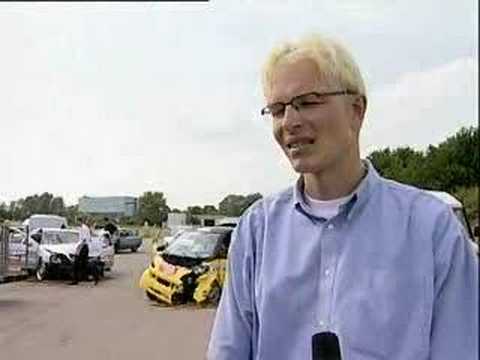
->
[36, 260, 47, 282]
[114, 243, 120, 254]
[131, 247, 138, 253]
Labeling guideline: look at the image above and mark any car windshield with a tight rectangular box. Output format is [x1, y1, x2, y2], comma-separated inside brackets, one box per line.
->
[42, 231, 79, 245]
[164, 231, 220, 258]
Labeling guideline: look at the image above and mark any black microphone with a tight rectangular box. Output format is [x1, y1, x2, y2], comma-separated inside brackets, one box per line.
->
[312, 332, 342, 360]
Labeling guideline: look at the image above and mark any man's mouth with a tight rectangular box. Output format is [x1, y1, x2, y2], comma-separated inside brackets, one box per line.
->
[286, 139, 315, 151]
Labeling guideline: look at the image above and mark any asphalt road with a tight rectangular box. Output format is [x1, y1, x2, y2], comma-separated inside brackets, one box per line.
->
[0, 244, 217, 360]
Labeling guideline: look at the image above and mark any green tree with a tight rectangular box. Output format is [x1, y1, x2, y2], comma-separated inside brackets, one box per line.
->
[453, 186, 478, 225]
[202, 205, 218, 214]
[218, 193, 263, 216]
[187, 206, 204, 215]
[0, 202, 9, 221]
[50, 196, 66, 215]
[65, 205, 79, 225]
[423, 127, 478, 192]
[368, 126, 478, 193]
[138, 191, 170, 226]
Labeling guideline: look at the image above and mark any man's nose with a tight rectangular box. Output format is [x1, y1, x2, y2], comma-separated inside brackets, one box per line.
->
[282, 104, 302, 131]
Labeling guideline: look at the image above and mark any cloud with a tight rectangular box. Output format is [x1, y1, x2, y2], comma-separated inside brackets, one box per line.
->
[362, 57, 478, 154]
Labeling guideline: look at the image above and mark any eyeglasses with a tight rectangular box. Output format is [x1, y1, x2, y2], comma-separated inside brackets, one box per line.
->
[261, 90, 358, 119]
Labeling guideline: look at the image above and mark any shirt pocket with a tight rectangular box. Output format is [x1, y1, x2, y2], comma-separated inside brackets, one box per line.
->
[338, 269, 428, 358]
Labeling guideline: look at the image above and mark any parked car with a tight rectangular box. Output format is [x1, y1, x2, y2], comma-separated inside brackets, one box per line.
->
[139, 226, 233, 306]
[114, 228, 143, 253]
[9, 227, 114, 280]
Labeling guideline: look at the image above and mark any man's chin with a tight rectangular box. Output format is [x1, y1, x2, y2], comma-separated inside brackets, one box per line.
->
[290, 160, 316, 174]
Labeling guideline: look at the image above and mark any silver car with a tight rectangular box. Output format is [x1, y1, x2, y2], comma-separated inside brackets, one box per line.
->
[113, 228, 143, 253]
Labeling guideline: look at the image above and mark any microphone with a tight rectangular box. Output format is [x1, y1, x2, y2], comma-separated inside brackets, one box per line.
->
[312, 332, 342, 360]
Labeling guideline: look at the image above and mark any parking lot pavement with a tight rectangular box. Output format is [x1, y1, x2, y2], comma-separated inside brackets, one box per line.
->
[0, 244, 217, 360]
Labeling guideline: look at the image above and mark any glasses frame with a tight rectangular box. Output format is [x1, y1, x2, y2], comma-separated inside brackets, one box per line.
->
[260, 90, 359, 117]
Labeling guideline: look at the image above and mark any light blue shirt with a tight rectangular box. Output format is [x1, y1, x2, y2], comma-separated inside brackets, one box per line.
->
[208, 161, 478, 359]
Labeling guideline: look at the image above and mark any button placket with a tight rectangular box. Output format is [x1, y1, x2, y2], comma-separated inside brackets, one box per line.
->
[317, 223, 337, 329]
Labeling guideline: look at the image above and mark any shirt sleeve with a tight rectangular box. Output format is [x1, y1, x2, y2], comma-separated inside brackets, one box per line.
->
[429, 207, 479, 359]
[207, 213, 257, 360]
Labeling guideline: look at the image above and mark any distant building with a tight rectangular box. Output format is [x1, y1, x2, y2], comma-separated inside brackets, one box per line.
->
[167, 213, 187, 228]
[78, 196, 138, 218]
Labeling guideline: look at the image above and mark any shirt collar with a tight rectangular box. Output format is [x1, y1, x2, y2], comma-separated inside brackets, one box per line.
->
[293, 159, 381, 220]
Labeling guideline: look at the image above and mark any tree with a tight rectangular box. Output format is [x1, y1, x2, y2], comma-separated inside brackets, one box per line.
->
[187, 206, 204, 215]
[0, 202, 9, 221]
[51, 196, 66, 215]
[138, 191, 170, 226]
[203, 205, 218, 214]
[218, 193, 263, 216]
[65, 205, 79, 225]
[368, 126, 478, 193]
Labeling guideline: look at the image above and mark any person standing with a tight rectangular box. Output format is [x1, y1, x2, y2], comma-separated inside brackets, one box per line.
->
[207, 33, 478, 359]
[70, 217, 91, 285]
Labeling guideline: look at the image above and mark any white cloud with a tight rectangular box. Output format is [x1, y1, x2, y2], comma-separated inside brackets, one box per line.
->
[362, 57, 478, 154]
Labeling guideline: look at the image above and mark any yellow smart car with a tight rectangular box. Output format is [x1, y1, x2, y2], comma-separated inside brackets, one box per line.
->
[139, 226, 233, 306]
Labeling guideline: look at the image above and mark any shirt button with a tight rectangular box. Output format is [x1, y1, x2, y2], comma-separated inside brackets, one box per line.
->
[325, 269, 331, 277]
[319, 320, 325, 327]
[327, 224, 334, 230]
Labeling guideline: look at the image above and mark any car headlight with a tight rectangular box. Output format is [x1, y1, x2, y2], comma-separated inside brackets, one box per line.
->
[50, 254, 62, 264]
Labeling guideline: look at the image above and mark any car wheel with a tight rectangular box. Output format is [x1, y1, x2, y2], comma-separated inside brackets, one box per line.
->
[36, 261, 47, 282]
[207, 282, 222, 305]
[114, 243, 120, 254]
[131, 247, 138, 253]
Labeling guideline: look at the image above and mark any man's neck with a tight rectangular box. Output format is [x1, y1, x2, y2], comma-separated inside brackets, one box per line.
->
[303, 159, 366, 201]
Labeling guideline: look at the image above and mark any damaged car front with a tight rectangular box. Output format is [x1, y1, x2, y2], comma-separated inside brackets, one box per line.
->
[36, 229, 79, 281]
[139, 227, 232, 306]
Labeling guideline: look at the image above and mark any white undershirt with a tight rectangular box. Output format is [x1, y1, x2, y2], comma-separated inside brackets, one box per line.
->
[304, 192, 353, 220]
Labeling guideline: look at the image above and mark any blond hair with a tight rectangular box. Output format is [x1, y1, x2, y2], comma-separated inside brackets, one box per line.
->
[261, 34, 366, 98]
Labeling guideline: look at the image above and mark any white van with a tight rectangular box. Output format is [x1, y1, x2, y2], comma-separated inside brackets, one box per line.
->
[23, 214, 68, 231]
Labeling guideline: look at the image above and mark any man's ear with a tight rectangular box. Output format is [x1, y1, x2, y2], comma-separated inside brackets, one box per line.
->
[351, 95, 367, 131]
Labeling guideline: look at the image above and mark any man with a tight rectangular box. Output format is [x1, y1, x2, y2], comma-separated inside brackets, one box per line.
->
[104, 217, 118, 237]
[207, 34, 478, 359]
[70, 217, 91, 285]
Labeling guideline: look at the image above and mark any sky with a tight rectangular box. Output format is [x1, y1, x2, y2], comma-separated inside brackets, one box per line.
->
[0, 1, 477, 209]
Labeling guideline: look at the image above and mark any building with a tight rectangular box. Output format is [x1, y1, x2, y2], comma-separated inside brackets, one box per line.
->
[167, 213, 187, 228]
[78, 196, 138, 218]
